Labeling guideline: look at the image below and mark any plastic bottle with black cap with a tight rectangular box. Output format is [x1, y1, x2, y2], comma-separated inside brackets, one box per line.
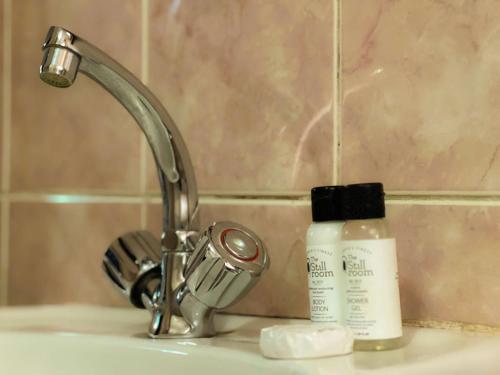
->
[340, 183, 402, 351]
[306, 186, 346, 324]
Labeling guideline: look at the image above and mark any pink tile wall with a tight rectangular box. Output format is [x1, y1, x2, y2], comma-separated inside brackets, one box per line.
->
[11, 0, 142, 192]
[147, 0, 334, 192]
[392, 204, 500, 327]
[8, 203, 137, 306]
[0, 0, 3, 187]
[1, 0, 499, 329]
[342, 0, 500, 191]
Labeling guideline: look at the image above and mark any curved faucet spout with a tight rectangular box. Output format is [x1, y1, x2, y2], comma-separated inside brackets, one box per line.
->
[40, 26, 199, 239]
[40, 26, 270, 339]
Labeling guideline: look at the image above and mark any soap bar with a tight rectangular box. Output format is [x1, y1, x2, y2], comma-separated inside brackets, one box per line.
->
[259, 324, 353, 359]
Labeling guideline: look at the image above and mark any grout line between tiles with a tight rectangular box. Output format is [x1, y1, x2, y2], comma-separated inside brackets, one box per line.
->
[0, 201, 9, 305]
[201, 195, 500, 207]
[199, 190, 500, 200]
[199, 190, 310, 198]
[333, 0, 342, 185]
[2, 0, 11, 193]
[139, 0, 150, 229]
[198, 196, 310, 206]
[2, 192, 145, 204]
[386, 198, 500, 206]
[0, 0, 12, 306]
[388, 190, 500, 197]
[386, 192, 500, 201]
[6, 189, 497, 198]
[3, 191, 500, 206]
[332, 0, 338, 185]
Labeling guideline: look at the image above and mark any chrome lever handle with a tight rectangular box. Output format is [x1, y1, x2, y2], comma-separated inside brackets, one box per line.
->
[103, 231, 161, 308]
[185, 221, 270, 309]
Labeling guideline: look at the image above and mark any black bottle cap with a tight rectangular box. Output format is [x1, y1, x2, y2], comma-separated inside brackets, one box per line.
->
[343, 183, 385, 220]
[311, 186, 346, 222]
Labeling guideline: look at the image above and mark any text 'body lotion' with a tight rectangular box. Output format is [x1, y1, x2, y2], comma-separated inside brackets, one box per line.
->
[306, 186, 346, 323]
[341, 183, 402, 351]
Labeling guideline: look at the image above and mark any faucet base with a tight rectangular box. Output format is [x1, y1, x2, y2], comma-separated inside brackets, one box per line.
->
[148, 294, 217, 339]
[147, 251, 217, 338]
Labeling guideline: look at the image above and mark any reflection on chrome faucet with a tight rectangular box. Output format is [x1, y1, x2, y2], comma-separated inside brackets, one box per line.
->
[39, 26, 269, 338]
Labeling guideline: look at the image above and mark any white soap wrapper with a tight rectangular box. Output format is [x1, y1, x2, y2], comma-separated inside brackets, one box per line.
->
[259, 323, 353, 359]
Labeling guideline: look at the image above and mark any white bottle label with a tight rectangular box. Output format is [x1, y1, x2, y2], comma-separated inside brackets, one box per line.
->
[341, 239, 402, 340]
[306, 245, 343, 323]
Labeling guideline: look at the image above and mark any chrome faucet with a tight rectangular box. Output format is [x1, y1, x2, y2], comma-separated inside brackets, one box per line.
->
[40, 26, 269, 338]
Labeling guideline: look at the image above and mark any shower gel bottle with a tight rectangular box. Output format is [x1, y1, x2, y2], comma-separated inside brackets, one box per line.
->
[341, 183, 402, 351]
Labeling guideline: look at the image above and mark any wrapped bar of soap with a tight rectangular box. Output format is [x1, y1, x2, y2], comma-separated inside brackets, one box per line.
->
[259, 324, 353, 359]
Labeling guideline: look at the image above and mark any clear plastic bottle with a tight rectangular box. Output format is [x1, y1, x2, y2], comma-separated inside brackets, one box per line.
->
[341, 183, 402, 351]
[306, 186, 346, 323]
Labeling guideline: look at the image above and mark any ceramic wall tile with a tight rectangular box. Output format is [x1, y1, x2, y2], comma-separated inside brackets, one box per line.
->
[148, 0, 334, 193]
[147, 202, 311, 317]
[0, 0, 4, 188]
[390, 204, 500, 326]
[342, 0, 500, 191]
[8, 202, 141, 306]
[10, 0, 142, 192]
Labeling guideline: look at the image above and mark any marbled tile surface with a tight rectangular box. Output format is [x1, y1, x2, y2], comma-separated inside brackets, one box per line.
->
[10, 0, 142, 192]
[3, 0, 500, 331]
[342, 0, 500, 191]
[391, 204, 500, 327]
[8, 203, 139, 306]
[148, 0, 334, 192]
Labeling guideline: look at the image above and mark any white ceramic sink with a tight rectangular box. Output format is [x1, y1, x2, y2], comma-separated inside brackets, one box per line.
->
[0, 305, 498, 374]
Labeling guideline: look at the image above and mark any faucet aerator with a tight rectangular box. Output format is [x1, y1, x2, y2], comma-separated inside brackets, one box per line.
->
[40, 46, 79, 88]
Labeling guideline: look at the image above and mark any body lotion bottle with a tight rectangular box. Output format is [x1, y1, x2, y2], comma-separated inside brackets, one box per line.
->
[341, 183, 402, 350]
[306, 186, 346, 323]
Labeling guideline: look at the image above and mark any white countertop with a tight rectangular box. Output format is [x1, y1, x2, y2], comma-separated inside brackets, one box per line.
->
[0, 305, 498, 374]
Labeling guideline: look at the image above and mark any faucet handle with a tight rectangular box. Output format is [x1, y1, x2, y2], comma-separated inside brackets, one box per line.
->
[184, 221, 270, 309]
[103, 231, 161, 309]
